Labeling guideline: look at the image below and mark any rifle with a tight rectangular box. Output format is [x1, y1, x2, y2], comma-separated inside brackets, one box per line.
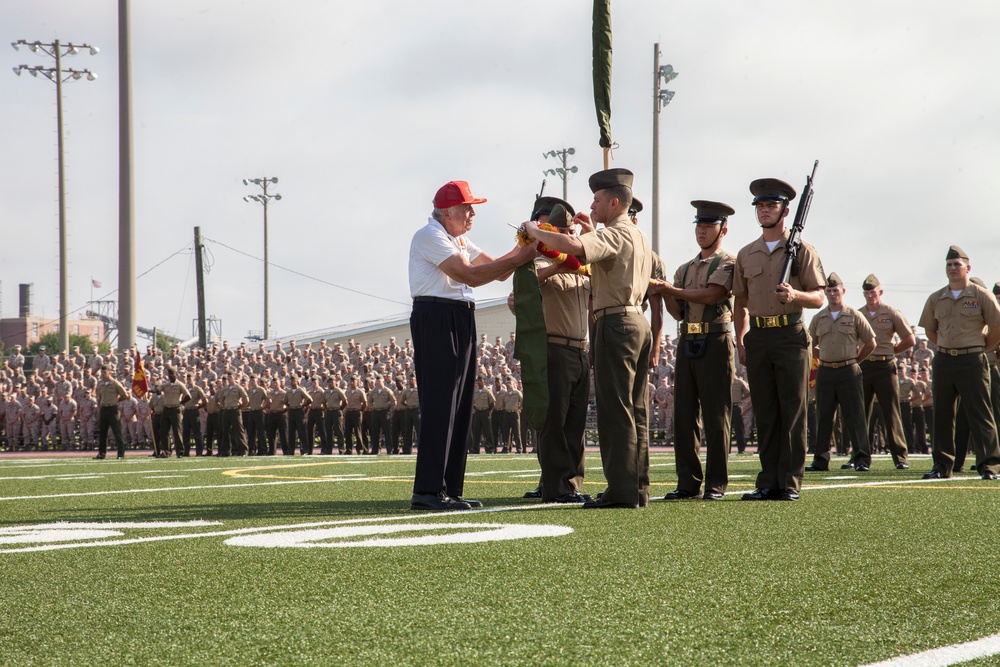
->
[778, 160, 819, 285]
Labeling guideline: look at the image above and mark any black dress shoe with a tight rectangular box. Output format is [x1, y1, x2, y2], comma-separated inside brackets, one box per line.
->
[840, 463, 855, 470]
[776, 489, 800, 501]
[855, 464, 870, 472]
[981, 471, 999, 480]
[93, 454, 106, 460]
[581, 498, 639, 509]
[805, 465, 829, 472]
[410, 493, 472, 511]
[741, 488, 772, 501]
[922, 470, 947, 479]
[702, 491, 724, 501]
[896, 462, 909, 470]
[664, 489, 700, 500]
[547, 492, 593, 504]
[454, 496, 483, 508]
[522, 487, 542, 499]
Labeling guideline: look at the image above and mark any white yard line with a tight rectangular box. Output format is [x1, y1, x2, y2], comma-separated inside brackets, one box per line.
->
[858, 632, 1000, 666]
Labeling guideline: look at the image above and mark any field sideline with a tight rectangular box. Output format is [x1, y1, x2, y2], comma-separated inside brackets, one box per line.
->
[2, 451, 999, 666]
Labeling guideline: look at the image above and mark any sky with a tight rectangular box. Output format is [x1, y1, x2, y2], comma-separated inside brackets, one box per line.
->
[3, 0, 1000, 346]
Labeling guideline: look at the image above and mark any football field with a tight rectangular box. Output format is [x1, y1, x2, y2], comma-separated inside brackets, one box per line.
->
[2, 451, 999, 666]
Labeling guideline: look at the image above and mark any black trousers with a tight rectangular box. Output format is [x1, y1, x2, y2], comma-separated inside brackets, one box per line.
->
[160, 406, 183, 456]
[287, 408, 308, 455]
[306, 408, 325, 455]
[265, 412, 287, 455]
[245, 409, 265, 455]
[410, 299, 475, 498]
[811, 364, 871, 469]
[370, 409, 391, 454]
[182, 409, 204, 456]
[538, 343, 590, 501]
[931, 353, 1000, 477]
[98, 405, 125, 457]
[861, 360, 908, 466]
[470, 410, 493, 453]
[324, 410, 344, 454]
[344, 410, 365, 454]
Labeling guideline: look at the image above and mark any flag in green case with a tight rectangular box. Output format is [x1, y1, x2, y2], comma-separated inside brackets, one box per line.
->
[512, 262, 548, 431]
[592, 0, 613, 149]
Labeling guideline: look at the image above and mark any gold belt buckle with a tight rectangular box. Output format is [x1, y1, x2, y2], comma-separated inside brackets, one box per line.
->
[948, 349, 959, 356]
[764, 316, 780, 328]
[686, 323, 705, 334]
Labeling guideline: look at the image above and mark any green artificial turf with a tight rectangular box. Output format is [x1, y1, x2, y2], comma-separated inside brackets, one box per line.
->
[1, 453, 998, 666]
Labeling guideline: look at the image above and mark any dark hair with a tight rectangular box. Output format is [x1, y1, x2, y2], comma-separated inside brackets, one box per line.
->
[607, 185, 632, 210]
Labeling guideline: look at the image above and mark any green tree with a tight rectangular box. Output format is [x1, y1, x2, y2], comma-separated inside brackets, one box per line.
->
[28, 332, 101, 355]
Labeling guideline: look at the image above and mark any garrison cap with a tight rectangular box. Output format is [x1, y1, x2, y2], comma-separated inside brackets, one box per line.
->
[531, 196, 575, 221]
[547, 203, 573, 229]
[994, 282, 1000, 297]
[862, 274, 880, 291]
[690, 200, 735, 224]
[588, 168, 633, 193]
[970, 277, 986, 289]
[101, 364, 111, 371]
[629, 197, 644, 215]
[946, 245, 969, 260]
[750, 178, 796, 204]
[825, 272, 844, 288]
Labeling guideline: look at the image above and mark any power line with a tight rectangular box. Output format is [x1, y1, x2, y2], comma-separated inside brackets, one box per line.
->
[202, 236, 409, 307]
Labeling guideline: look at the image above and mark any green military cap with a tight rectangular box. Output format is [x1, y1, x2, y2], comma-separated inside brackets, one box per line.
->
[750, 178, 796, 204]
[690, 200, 735, 224]
[588, 168, 633, 193]
[946, 245, 969, 260]
[861, 274, 880, 291]
[547, 203, 573, 229]
[970, 277, 986, 288]
[531, 196, 575, 221]
[629, 197, 644, 215]
[825, 272, 844, 288]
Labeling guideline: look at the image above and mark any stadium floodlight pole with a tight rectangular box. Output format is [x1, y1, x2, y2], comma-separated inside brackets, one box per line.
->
[12, 38, 99, 354]
[542, 147, 578, 202]
[243, 177, 281, 339]
[652, 43, 677, 258]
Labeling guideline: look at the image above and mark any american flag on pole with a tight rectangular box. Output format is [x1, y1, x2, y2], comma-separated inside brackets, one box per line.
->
[132, 350, 150, 398]
[91, 279, 103, 288]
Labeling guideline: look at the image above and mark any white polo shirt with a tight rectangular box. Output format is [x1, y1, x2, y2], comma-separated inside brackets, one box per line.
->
[408, 217, 482, 302]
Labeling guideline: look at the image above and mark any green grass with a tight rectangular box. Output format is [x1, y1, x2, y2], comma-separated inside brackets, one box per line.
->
[1, 452, 998, 666]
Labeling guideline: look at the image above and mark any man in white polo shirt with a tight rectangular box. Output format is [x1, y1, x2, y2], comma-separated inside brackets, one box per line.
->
[408, 180, 535, 511]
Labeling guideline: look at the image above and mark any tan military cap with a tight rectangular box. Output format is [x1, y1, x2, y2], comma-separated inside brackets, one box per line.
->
[946, 245, 969, 260]
[691, 200, 735, 224]
[548, 204, 573, 229]
[588, 168, 633, 193]
[825, 272, 843, 288]
[532, 196, 575, 221]
[861, 274, 880, 291]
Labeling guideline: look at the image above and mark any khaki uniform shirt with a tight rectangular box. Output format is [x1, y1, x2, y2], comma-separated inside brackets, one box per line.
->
[369, 387, 394, 410]
[247, 386, 267, 410]
[733, 233, 825, 316]
[220, 384, 249, 409]
[863, 303, 911, 357]
[345, 388, 366, 411]
[578, 214, 652, 311]
[919, 283, 1000, 349]
[323, 387, 347, 411]
[186, 385, 208, 411]
[672, 249, 736, 323]
[473, 388, 494, 411]
[97, 379, 128, 407]
[161, 381, 191, 408]
[402, 387, 420, 409]
[502, 389, 522, 413]
[286, 387, 311, 409]
[898, 377, 915, 403]
[808, 305, 876, 362]
[731, 377, 751, 403]
[537, 258, 591, 339]
[58, 399, 77, 422]
[149, 393, 165, 415]
[265, 388, 287, 412]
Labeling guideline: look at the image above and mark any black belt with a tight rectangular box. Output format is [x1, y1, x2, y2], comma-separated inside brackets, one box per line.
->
[819, 359, 857, 369]
[938, 346, 985, 356]
[749, 313, 801, 329]
[413, 296, 475, 310]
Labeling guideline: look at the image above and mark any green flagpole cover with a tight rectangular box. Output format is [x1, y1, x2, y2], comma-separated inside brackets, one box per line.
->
[592, 0, 613, 148]
[512, 262, 548, 431]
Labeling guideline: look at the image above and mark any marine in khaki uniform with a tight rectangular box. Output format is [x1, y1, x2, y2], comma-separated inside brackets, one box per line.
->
[368, 376, 395, 454]
[95, 364, 129, 459]
[654, 200, 737, 501]
[897, 365, 916, 453]
[499, 381, 523, 454]
[245, 376, 268, 455]
[805, 273, 877, 471]
[470, 377, 495, 454]
[263, 379, 288, 456]
[218, 373, 249, 457]
[183, 374, 208, 456]
[344, 376, 368, 455]
[285, 376, 312, 455]
[918, 246, 1000, 479]
[322, 377, 348, 455]
[305, 377, 326, 456]
[733, 177, 825, 501]
[158, 369, 191, 457]
[858, 274, 916, 469]
[400, 376, 420, 455]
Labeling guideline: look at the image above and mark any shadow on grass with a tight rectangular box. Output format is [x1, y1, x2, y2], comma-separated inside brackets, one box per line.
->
[40, 499, 416, 524]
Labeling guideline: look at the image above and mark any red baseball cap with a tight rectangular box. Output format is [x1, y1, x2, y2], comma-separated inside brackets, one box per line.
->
[433, 181, 487, 209]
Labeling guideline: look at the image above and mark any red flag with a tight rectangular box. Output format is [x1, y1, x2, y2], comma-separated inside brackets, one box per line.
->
[132, 352, 149, 398]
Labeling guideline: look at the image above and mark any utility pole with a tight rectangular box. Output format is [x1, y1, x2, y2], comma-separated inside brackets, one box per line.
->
[652, 43, 678, 258]
[117, 0, 137, 351]
[12, 38, 99, 353]
[243, 176, 281, 340]
[194, 227, 207, 349]
[542, 148, 578, 201]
